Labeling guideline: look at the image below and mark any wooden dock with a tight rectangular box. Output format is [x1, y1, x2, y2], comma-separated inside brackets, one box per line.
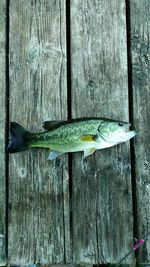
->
[0, 0, 149, 266]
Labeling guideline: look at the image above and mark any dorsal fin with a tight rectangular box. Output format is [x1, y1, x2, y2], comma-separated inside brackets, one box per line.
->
[42, 121, 66, 131]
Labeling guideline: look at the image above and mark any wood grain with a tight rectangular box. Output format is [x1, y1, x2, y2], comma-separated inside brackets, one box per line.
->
[71, 0, 135, 264]
[130, 0, 150, 264]
[0, 0, 6, 265]
[9, 0, 70, 264]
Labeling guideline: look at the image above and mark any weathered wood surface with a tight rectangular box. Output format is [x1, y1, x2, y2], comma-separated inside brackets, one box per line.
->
[9, 0, 70, 265]
[130, 0, 150, 264]
[71, 0, 134, 265]
[0, 0, 6, 265]
[0, 0, 148, 266]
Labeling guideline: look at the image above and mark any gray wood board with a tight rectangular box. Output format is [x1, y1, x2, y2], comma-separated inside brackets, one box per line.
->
[0, 0, 6, 265]
[8, 0, 70, 264]
[130, 0, 150, 264]
[71, 0, 135, 264]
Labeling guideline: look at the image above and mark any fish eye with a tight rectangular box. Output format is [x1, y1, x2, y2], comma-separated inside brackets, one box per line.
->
[118, 121, 124, 127]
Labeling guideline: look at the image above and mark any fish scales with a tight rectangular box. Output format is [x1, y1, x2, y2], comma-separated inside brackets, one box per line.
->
[29, 120, 100, 150]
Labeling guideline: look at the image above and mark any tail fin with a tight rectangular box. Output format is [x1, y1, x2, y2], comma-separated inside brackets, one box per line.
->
[8, 122, 29, 153]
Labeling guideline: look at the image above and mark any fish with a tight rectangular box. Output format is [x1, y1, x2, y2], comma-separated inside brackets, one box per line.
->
[8, 118, 136, 160]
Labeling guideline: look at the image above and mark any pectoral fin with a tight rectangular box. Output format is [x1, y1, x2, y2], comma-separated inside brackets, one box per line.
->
[48, 150, 65, 160]
[80, 134, 97, 142]
[43, 121, 67, 131]
[84, 148, 96, 157]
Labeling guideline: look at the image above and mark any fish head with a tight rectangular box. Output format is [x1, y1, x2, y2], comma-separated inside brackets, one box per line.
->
[98, 120, 136, 144]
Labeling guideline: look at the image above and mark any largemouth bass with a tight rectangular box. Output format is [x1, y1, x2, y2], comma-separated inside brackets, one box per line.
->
[8, 118, 136, 160]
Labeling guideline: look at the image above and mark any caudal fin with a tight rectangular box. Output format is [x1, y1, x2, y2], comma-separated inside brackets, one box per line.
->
[8, 122, 29, 153]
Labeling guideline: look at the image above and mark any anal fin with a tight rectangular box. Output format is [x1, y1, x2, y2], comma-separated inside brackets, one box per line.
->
[48, 150, 65, 160]
[84, 148, 96, 157]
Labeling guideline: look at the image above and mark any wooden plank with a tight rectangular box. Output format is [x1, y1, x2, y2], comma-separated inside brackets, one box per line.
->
[0, 0, 7, 265]
[71, 0, 135, 264]
[129, 0, 150, 264]
[9, 0, 69, 264]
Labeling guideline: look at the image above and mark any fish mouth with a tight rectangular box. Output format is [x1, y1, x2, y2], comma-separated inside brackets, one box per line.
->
[124, 123, 136, 134]
[124, 123, 131, 131]
[122, 123, 136, 141]
[124, 130, 136, 139]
